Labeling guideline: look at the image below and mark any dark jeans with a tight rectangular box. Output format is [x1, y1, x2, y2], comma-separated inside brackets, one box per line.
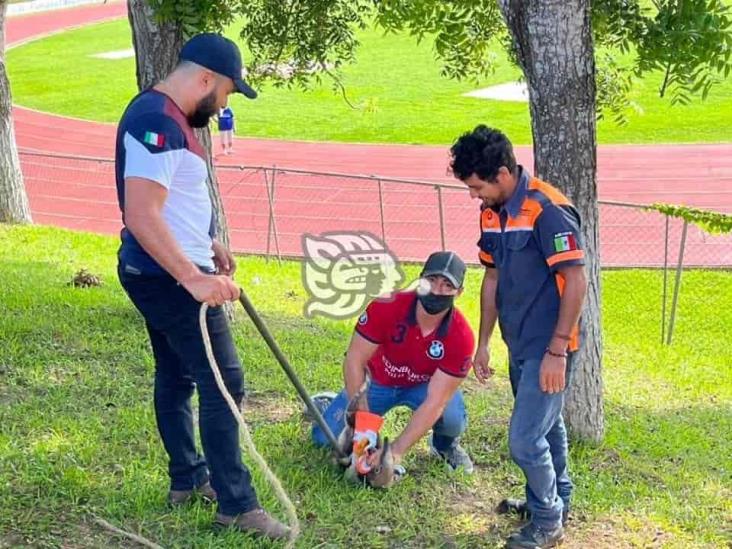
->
[118, 264, 258, 516]
[508, 354, 574, 530]
[312, 380, 467, 452]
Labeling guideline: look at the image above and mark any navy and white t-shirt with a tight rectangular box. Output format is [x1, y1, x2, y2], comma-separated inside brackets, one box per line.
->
[115, 89, 215, 274]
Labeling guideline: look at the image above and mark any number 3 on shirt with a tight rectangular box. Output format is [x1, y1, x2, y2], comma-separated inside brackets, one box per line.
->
[391, 323, 407, 344]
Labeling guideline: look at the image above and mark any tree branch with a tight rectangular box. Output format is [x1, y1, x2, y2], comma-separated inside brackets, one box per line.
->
[659, 58, 673, 98]
[325, 69, 359, 110]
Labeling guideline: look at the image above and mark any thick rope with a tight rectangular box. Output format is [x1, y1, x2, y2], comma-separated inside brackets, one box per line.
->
[92, 517, 164, 549]
[199, 303, 300, 548]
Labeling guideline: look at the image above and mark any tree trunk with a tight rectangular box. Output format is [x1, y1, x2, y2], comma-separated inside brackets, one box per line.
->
[195, 127, 231, 250]
[0, 0, 5, 54]
[126, 0, 231, 249]
[127, 0, 183, 90]
[500, 0, 604, 442]
[0, 0, 32, 224]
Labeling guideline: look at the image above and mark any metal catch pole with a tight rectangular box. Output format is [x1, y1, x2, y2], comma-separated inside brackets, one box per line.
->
[237, 292, 344, 457]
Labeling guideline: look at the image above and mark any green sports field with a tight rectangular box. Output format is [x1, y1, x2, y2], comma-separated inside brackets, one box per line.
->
[7, 18, 732, 145]
[1, 224, 730, 547]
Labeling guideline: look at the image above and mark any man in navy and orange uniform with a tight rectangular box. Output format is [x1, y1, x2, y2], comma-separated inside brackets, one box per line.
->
[312, 252, 476, 474]
[450, 126, 588, 549]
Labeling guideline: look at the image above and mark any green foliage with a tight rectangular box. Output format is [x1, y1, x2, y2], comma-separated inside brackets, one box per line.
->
[374, 0, 506, 81]
[237, 0, 374, 91]
[7, 19, 732, 144]
[147, 0, 235, 38]
[637, 0, 732, 105]
[647, 203, 732, 234]
[594, 0, 732, 107]
[145, 0, 732, 123]
[592, 0, 648, 50]
[595, 51, 640, 125]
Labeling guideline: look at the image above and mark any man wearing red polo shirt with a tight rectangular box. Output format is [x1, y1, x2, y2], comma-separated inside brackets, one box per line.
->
[312, 251, 476, 474]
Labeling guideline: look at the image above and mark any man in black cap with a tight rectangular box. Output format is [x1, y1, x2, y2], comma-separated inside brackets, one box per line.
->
[312, 251, 476, 475]
[115, 34, 288, 539]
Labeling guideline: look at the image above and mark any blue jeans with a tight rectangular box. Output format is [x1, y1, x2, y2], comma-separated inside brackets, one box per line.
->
[118, 264, 259, 516]
[508, 355, 574, 530]
[312, 380, 466, 452]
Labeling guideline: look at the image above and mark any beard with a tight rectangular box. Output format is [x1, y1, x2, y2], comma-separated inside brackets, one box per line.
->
[187, 91, 218, 128]
[482, 189, 508, 209]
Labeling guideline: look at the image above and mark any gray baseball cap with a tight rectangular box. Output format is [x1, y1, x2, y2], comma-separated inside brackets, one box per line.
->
[421, 251, 466, 288]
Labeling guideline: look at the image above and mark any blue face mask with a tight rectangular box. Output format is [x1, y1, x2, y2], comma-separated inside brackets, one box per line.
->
[418, 292, 454, 315]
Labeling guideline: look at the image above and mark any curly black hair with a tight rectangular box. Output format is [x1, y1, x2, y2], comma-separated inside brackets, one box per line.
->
[449, 125, 517, 181]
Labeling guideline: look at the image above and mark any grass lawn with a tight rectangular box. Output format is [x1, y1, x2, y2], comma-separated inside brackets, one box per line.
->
[6, 18, 732, 146]
[0, 223, 730, 548]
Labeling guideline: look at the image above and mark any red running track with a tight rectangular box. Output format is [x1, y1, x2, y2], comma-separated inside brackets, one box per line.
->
[9, 2, 732, 266]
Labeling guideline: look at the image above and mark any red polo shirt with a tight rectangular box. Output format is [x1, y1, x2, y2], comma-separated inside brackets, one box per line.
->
[355, 291, 475, 387]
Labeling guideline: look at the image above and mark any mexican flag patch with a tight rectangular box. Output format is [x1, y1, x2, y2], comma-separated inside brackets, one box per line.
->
[554, 232, 578, 252]
[143, 131, 165, 147]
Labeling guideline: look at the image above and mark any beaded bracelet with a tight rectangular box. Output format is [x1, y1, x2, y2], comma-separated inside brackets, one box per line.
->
[545, 348, 568, 358]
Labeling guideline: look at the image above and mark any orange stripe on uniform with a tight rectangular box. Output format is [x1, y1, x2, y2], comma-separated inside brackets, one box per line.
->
[479, 250, 494, 265]
[568, 324, 579, 352]
[555, 273, 580, 351]
[504, 198, 542, 230]
[528, 178, 572, 206]
[547, 250, 584, 266]
[481, 208, 500, 230]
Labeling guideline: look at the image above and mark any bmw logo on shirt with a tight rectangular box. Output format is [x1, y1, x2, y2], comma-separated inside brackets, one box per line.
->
[427, 340, 445, 360]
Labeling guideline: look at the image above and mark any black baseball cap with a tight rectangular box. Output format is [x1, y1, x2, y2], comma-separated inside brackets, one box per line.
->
[421, 251, 466, 288]
[179, 33, 257, 99]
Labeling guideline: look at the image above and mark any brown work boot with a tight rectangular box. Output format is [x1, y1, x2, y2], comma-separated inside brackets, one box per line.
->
[214, 508, 290, 540]
[168, 481, 217, 506]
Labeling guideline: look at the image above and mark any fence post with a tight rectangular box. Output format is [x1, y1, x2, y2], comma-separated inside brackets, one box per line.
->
[666, 220, 688, 345]
[264, 167, 282, 264]
[264, 169, 272, 261]
[377, 178, 386, 243]
[436, 185, 446, 252]
[661, 215, 669, 344]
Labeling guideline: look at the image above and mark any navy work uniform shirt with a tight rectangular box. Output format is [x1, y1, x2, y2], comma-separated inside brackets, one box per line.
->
[478, 167, 585, 360]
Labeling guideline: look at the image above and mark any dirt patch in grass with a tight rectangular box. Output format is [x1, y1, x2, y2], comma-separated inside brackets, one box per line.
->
[1, 515, 132, 549]
[244, 392, 299, 424]
[567, 515, 693, 549]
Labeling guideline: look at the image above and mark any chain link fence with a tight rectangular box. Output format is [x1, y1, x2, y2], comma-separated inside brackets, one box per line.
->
[18, 150, 732, 343]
